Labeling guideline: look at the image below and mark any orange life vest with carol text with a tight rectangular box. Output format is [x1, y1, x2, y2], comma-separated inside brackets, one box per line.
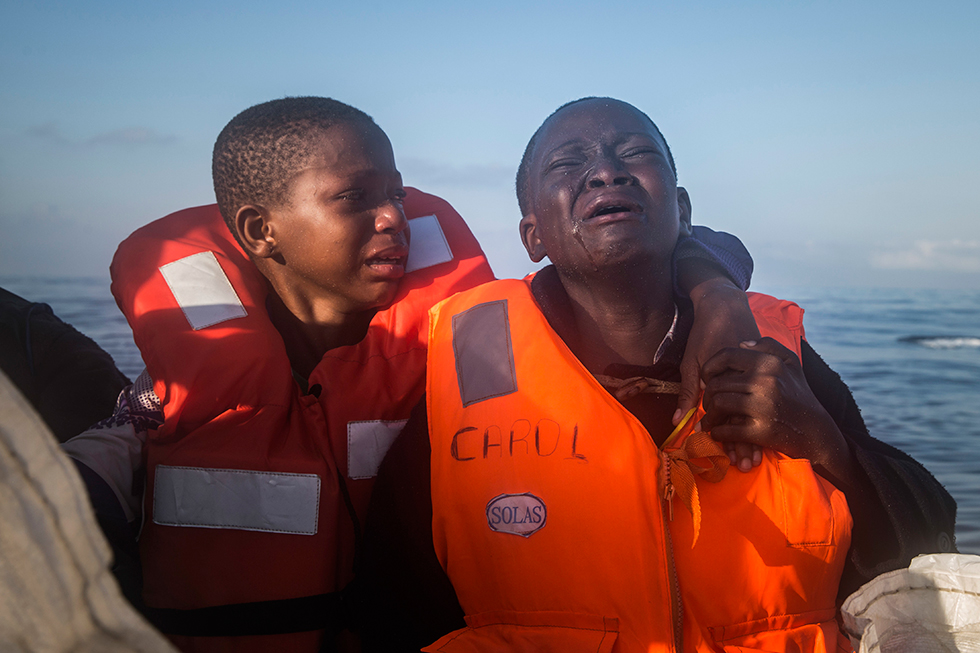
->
[110, 188, 494, 652]
[424, 280, 853, 653]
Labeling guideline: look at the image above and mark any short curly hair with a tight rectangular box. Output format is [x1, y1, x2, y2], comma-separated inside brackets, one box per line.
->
[515, 97, 677, 217]
[212, 96, 377, 237]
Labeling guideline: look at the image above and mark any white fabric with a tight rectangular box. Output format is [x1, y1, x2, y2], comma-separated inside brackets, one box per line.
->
[0, 369, 174, 651]
[153, 465, 320, 535]
[405, 214, 453, 273]
[159, 251, 247, 330]
[347, 419, 408, 480]
[842, 553, 980, 652]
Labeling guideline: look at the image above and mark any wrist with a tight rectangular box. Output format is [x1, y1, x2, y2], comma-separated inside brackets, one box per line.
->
[676, 258, 735, 297]
[688, 276, 743, 311]
[807, 418, 856, 485]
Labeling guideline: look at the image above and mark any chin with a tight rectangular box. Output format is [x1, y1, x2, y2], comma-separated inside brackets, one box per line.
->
[366, 282, 402, 311]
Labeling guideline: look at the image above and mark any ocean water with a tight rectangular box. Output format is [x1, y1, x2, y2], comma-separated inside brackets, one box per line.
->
[758, 285, 980, 554]
[3, 277, 979, 553]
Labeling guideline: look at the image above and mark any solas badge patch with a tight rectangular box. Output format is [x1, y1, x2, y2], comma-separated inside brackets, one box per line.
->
[486, 493, 547, 537]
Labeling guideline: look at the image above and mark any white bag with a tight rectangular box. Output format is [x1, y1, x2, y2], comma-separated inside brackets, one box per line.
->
[0, 370, 175, 652]
[842, 553, 980, 652]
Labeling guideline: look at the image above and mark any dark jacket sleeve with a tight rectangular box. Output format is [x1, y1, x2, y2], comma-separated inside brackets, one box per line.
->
[800, 339, 957, 601]
[0, 287, 130, 442]
[72, 459, 144, 611]
[674, 226, 754, 292]
[358, 398, 464, 652]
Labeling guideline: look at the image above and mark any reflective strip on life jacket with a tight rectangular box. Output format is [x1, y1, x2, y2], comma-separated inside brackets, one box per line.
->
[405, 214, 454, 273]
[153, 466, 321, 535]
[158, 251, 248, 330]
[347, 419, 409, 480]
[451, 299, 518, 406]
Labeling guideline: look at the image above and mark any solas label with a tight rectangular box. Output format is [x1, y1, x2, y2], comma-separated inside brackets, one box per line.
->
[486, 493, 547, 537]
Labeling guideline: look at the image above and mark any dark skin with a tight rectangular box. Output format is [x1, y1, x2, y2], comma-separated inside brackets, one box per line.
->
[678, 266, 763, 469]
[235, 121, 759, 427]
[233, 123, 410, 379]
[701, 337, 860, 488]
[520, 98, 703, 444]
[522, 97, 855, 481]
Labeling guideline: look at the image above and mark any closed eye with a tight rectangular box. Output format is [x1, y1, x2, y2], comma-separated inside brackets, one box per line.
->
[337, 189, 365, 202]
[621, 147, 659, 158]
[546, 158, 583, 172]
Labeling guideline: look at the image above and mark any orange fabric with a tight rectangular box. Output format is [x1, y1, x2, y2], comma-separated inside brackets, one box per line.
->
[425, 280, 853, 653]
[111, 189, 494, 652]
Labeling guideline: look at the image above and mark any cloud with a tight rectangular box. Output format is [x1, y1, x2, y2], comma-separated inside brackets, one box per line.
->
[86, 127, 177, 146]
[871, 239, 980, 272]
[26, 122, 72, 146]
[399, 157, 513, 189]
[26, 122, 177, 148]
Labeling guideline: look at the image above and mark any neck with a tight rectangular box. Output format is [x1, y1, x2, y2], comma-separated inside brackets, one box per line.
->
[263, 278, 375, 381]
[547, 262, 676, 373]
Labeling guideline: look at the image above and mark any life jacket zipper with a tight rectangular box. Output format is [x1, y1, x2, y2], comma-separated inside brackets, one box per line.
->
[661, 448, 683, 651]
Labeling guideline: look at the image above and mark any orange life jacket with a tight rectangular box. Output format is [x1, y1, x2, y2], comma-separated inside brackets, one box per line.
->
[110, 188, 494, 652]
[425, 279, 853, 653]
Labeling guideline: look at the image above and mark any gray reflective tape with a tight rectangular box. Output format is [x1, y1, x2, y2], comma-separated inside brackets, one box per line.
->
[347, 419, 408, 480]
[159, 251, 248, 330]
[405, 214, 453, 273]
[452, 300, 517, 406]
[153, 465, 320, 535]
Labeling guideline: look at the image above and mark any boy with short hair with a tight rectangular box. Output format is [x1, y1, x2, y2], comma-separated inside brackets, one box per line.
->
[361, 97, 957, 653]
[67, 96, 759, 652]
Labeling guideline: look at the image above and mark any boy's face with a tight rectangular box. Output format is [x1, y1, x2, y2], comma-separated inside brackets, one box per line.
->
[521, 99, 690, 278]
[269, 122, 409, 314]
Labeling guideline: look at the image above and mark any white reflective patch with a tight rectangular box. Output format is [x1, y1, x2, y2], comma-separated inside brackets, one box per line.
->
[153, 466, 319, 535]
[405, 214, 453, 273]
[486, 493, 547, 538]
[348, 419, 408, 480]
[159, 251, 247, 330]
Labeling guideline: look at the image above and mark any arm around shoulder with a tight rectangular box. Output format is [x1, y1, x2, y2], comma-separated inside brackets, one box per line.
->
[358, 397, 465, 652]
[799, 341, 957, 598]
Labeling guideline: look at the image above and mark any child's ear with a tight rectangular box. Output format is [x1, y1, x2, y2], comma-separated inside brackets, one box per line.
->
[520, 213, 548, 263]
[677, 187, 693, 238]
[235, 205, 277, 258]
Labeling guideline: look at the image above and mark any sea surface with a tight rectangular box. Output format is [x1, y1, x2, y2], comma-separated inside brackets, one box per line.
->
[3, 277, 979, 553]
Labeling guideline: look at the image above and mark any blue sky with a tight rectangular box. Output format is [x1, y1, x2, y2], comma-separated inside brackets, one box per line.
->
[2, 0, 978, 289]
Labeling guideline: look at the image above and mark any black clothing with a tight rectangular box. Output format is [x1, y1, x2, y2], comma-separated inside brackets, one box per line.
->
[0, 287, 129, 442]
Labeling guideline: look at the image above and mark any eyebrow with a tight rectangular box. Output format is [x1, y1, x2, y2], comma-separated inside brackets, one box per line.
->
[542, 131, 660, 159]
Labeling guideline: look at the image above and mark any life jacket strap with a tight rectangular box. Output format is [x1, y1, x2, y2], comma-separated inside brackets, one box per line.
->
[143, 591, 345, 637]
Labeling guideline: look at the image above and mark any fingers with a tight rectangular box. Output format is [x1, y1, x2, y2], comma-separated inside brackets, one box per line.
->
[700, 381, 772, 433]
[671, 376, 703, 426]
[724, 442, 763, 473]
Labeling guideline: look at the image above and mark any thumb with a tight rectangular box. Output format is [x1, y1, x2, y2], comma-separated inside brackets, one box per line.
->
[674, 357, 703, 426]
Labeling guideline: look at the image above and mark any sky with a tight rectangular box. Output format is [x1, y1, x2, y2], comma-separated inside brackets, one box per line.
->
[1, 0, 978, 290]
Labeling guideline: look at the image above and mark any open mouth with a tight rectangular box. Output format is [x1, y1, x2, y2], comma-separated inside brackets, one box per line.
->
[368, 256, 405, 265]
[365, 246, 409, 279]
[591, 204, 633, 218]
[366, 255, 407, 270]
[585, 199, 642, 221]
[367, 255, 406, 265]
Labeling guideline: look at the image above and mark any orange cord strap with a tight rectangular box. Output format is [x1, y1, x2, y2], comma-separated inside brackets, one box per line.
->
[663, 431, 730, 545]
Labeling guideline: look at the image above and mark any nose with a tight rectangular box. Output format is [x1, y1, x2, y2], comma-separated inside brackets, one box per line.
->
[375, 199, 409, 235]
[587, 155, 634, 189]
